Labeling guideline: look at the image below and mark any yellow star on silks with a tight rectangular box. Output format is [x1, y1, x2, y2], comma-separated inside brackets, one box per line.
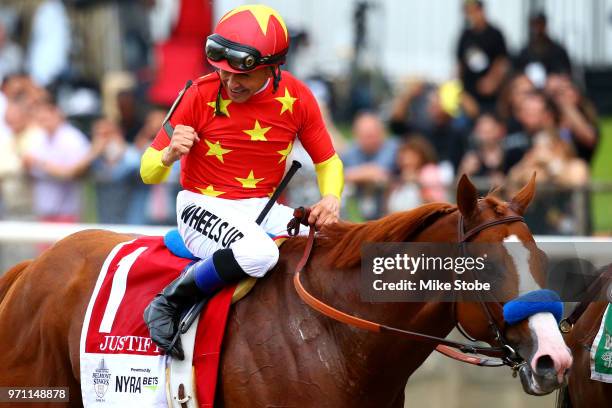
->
[268, 187, 276, 198]
[204, 139, 232, 163]
[243, 120, 271, 141]
[235, 170, 264, 189]
[277, 142, 293, 163]
[207, 97, 232, 117]
[220, 5, 288, 40]
[275, 88, 297, 115]
[197, 185, 225, 197]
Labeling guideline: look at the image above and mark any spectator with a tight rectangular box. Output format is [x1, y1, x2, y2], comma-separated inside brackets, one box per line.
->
[342, 112, 398, 220]
[503, 91, 557, 172]
[0, 20, 23, 84]
[0, 93, 44, 219]
[387, 136, 449, 213]
[389, 79, 432, 136]
[390, 80, 470, 171]
[497, 73, 536, 133]
[117, 89, 144, 144]
[507, 130, 589, 235]
[26, 95, 91, 222]
[515, 13, 572, 87]
[343, 111, 398, 183]
[1, 73, 36, 101]
[26, 0, 70, 87]
[128, 108, 178, 225]
[545, 74, 599, 162]
[0, 75, 32, 155]
[458, 113, 506, 185]
[508, 130, 588, 189]
[89, 118, 141, 224]
[456, 0, 509, 112]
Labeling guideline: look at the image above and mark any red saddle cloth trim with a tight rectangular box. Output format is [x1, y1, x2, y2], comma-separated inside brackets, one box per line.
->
[193, 284, 235, 407]
[85, 236, 191, 355]
[85, 236, 234, 406]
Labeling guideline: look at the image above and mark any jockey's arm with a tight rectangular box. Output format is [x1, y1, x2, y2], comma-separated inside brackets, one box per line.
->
[314, 153, 344, 200]
[293, 80, 344, 227]
[308, 153, 344, 228]
[140, 146, 172, 184]
[141, 125, 199, 184]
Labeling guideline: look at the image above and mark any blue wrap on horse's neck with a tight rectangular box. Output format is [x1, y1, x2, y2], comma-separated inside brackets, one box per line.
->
[503, 289, 563, 325]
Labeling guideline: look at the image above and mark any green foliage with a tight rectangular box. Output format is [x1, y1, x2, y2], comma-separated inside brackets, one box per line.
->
[591, 117, 612, 232]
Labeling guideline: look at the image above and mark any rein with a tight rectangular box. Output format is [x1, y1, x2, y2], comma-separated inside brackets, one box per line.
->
[290, 208, 527, 367]
[559, 264, 612, 333]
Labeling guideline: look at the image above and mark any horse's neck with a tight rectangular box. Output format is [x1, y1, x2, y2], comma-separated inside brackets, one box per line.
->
[275, 213, 461, 399]
[331, 214, 462, 381]
[303, 257, 456, 393]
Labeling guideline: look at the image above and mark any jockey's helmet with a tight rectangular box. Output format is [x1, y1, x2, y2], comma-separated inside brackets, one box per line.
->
[205, 4, 290, 74]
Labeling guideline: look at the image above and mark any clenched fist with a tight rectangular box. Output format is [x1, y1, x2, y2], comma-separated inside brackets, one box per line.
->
[162, 125, 200, 166]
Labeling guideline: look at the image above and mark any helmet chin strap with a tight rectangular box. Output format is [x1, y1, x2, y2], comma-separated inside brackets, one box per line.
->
[254, 78, 271, 95]
[214, 71, 223, 116]
[271, 65, 282, 93]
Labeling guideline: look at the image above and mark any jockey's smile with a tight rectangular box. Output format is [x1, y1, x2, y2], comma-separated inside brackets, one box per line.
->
[219, 68, 271, 103]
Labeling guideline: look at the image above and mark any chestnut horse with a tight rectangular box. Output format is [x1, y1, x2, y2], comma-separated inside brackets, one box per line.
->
[557, 267, 612, 408]
[0, 176, 571, 407]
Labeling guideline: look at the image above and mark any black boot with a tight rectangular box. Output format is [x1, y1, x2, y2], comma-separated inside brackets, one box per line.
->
[144, 249, 249, 360]
[143, 268, 202, 360]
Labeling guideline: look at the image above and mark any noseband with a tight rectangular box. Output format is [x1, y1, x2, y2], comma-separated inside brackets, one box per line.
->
[291, 208, 527, 368]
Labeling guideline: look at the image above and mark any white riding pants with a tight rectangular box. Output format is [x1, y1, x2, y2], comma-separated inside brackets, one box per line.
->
[176, 190, 302, 278]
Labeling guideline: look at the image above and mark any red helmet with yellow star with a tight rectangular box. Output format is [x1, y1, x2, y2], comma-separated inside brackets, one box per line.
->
[205, 4, 290, 74]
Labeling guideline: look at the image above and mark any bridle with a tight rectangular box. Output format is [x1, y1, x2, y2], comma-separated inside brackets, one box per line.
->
[290, 207, 528, 369]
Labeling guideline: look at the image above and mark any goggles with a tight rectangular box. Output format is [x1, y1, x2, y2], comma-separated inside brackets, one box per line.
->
[205, 34, 286, 72]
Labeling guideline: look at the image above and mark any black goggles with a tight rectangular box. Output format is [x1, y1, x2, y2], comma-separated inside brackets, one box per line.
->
[205, 34, 286, 71]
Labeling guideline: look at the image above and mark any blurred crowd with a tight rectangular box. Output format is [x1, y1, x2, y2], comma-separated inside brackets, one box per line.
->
[0, 0, 603, 235]
[0, 73, 177, 225]
[327, 1, 600, 235]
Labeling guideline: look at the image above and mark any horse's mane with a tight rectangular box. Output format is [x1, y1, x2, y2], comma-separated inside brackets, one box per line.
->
[482, 195, 510, 215]
[317, 202, 456, 269]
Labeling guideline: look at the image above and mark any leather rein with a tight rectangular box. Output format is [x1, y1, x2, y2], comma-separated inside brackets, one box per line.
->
[559, 264, 612, 333]
[289, 207, 527, 368]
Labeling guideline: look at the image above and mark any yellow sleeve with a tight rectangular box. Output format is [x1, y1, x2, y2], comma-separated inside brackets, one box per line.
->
[140, 147, 172, 184]
[314, 153, 344, 200]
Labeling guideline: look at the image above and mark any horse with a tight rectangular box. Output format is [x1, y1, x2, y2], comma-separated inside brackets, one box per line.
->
[0, 175, 572, 407]
[556, 265, 612, 408]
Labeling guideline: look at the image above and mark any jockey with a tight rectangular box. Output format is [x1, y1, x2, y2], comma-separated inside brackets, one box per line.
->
[140, 4, 344, 359]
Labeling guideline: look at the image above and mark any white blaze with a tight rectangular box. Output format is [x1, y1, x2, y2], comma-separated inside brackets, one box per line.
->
[503, 234, 572, 382]
[528, 312, 573, 382]
[503, 234, 539, 294]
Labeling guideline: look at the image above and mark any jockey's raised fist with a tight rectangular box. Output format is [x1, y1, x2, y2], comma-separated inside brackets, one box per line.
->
[162, 124, 200, 166]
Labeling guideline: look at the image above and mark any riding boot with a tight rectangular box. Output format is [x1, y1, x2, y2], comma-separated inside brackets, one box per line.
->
[143, 249, 247, 360]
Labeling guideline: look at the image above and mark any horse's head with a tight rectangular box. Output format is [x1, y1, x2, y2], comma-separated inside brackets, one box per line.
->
[454, 174, 572, 395]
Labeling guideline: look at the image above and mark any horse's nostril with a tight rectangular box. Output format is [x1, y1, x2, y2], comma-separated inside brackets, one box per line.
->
[535, 354, 555, 375]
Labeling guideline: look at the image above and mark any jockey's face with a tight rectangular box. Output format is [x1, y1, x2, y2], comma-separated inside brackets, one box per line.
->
[218, 68, 272, 103]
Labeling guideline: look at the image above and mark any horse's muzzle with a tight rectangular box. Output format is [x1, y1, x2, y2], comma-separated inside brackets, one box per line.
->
[518, 362, 569, 396]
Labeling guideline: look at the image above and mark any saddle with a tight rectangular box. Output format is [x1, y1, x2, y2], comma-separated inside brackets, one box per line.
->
[164, 206, 312, 303]
[164, 207, 311, 408]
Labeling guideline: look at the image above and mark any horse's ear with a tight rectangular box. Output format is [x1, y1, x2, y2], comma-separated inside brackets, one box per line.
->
[456, 174, 479, 219]
[510, 172, 536, 215]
